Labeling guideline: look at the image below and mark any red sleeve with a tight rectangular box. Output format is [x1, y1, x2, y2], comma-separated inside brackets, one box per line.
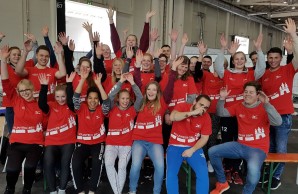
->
[225, 103, 239, 117]
[187, 77, 198, 94]
[2, 79, 17, 104]
[110, 23, 121, 53]
[139, 23, 150, 52]
[201, 114, 212, 136]
[25, 59, 35, 68]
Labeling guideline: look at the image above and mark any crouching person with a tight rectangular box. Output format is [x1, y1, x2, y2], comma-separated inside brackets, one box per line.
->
[209, 81, 282, 194]
[166, 95, 212, 194]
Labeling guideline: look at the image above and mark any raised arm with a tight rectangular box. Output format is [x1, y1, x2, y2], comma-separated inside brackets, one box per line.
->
[253, 33, 266, 80]
[216, 86, 232, 117]
[194, 41, 207, 81]
[126, 73, 143, 112]
[25, 33, 38, 64]
[139, 10, 155, 52]
[15, 40, 31, 77]
[42, 26, 57, 67]
[107, 7, 121, 53]
[82, 22, 94, 48]
[284, 18, 298, 70]
[38, 73, 50, 114]
[169, 29, 179, 63]
[59, 32, 74, 75]
[122, 46, 133, 73]
[133, 50, 143, 89]
[214, 34, 228, 79]
[178, 33, 188, 56]
[0, 32, 5, 44]
[148, 28, 159, 55]
[153, 49, 162, 82]
[66, 72, 76, 112]
[94, 42, 107, 82]
[73, 70, 88, 110]
[283, 36, 294, 64]
[54, 42, 67, 79]
[94, 73, 110, 115]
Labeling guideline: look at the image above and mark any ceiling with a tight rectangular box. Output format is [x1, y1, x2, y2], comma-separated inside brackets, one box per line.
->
[221, 0, 298, 26]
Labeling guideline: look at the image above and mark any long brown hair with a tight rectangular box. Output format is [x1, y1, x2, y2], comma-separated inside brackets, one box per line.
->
[176, 55, 191, 81]
[78, 58, 96, 88]
[140, 81, 162, 115]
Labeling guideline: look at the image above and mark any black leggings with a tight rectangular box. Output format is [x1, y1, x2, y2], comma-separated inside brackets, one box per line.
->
[6, 143, 43, 191]
[71, 142, 105, 193]
[44, 144, 75, 192]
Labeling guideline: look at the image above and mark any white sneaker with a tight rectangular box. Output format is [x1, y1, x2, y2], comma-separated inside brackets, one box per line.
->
[207, 161, 214, 173]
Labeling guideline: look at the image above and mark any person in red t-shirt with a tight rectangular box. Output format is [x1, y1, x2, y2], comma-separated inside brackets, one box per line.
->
[70, 70, 109, 194]
[128, 57, 179, 194]
[166, 95, 212, 194]
[38, 72, 77, 194]
[209, 81, 282, 194]
[1, 45, 44, 194]
[104, 73, 142, 194]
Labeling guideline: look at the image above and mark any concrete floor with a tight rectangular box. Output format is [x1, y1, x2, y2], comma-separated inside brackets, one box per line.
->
[1, 117, 298, 194]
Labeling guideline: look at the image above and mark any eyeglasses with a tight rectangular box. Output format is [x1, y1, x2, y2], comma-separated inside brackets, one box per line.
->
[18, 89, 31, 94]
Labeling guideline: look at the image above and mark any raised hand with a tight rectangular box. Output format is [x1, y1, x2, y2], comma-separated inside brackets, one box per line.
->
[94, 73, 103, 86]
[123, 28, 129, 36]
[228, 39, 240, 55]
[283, 18, 297, 37]
[172, 56, 184, 71]
[0, 45, 10, 60]
[181, 33, 189, 45]
[219, 86, 231, 100]
[146, 10, 156, 23]
[126, 46, 134, 59]
[283, 35, 293, 54]
[54, 42, 63, 54]
[38, 73, 49, 85]
[198, 40, 207, 55]
[154, 48, 163, 58]
[80, 69, 89, 80]
[24, 33, 37, 43]
[41, 26, 49, 37]
[95, 42, 103, 57]
[220, 33, 228, 49]
[58, 32, 69, 45]
[125, 73, 134, 84]
[24, 40, 33, 52]
[253, 33, 263, 51]
[92, 31, 100, 42]
[0, 32, 5, 40]
[69, 39, 75, 51]
[82, 22, 93, 33]
[66, 72, 76, 83]
[107, 7, 115, 20]
[150, 28, 159, 41]
[258, 91, 269, 104]
[120, 73, 127, 83]
[169, 29, 179, 43]
[135, 50, 143, 68]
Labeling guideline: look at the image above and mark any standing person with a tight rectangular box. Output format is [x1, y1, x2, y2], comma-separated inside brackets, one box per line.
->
[38, 72, 77, 194]
[214, 33, 266, 184]
[128, 58, 180, 194]
[259, 18, 298, 190]
[166, 95, 212, 194]
[209, 81, 282, 194]
[1, 45, 44, 194]
[70, 70, 109, 194]
[104, 73, 143, 194]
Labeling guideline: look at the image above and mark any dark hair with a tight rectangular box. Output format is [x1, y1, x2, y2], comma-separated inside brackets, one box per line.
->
[203, 55, 212, 62]
[267, 47, 282, 57]
[176, 56, 191, 81]
[159, 54, 168, 63]
[243, 81, 262, 92]
[78, 58, 96, 88]
[36, 45, 50, 54]
[8, 46, 21, 53]
[87, 86, 102, 103]
[161, 44, 171, 49]
[249, 51, 257, 59]
[195, 94, 211, 103]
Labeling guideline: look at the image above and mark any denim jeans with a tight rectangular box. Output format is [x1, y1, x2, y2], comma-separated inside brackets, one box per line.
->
[5, 107, 14, 134]
[129, 140, 164, 194]
[269, 114, 292, 179]
[166, 146, 209, 194]
[208, 142, 266, 194]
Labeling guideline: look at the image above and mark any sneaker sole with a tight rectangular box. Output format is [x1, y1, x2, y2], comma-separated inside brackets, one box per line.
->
[219, 185, 230, 194]
[270, 182, 281, 190]
[259, 180, 268, 184]
[234, 181, 243, 185]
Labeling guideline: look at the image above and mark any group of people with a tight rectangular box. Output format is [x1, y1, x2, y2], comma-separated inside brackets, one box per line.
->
[0, 6, 297, 194]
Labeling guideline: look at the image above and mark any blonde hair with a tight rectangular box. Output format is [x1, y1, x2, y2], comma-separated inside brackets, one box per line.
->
[140, 81, 162, 115]
[112, 58, 124, 84]
[17, 79, 34, 92]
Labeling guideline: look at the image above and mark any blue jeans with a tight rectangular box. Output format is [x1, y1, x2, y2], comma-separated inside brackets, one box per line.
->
[166, 146, 209, 194]
[269, 114, 292, 179]
[208, 142, 266, 194]
[5, 107, 14, 133]
[129, 140, 164, 194]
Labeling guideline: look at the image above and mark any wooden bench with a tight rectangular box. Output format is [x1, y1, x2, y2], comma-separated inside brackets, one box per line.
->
[261, 153, 298, 194]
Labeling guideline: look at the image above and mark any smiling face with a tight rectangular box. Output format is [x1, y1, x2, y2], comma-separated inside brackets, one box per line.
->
[146, 83, 158, 101]
[177, 63, 188, 77]
[55, 90, 67, 105]
[243, 85, 258, 105]
[79, 60, 92, 74]
[162, 46, 171, 58]
[126, 35, 137, 47]
[233, 52, 246, 70]
[159, 56, 167, 72]
[202, 57, 212, 70]
[36, 49, 50, 66]
[102, 44, 111, 59]
[267, 53, 282, 71]
[142, 54, 153, 71]
[17, 81, 34, 102]
[87, 92, 99, 110]
[113, 59, 123, 76]
[118, 91, 130, 109]
[250, 53, 258, 67]
[9, 48, 21, 64]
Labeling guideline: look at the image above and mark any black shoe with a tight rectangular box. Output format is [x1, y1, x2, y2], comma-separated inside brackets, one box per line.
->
[259, 174, 269, 184]
[4, 187, 15, 194]
[270, 177, 281, 190]
[22, 188, 31, 194]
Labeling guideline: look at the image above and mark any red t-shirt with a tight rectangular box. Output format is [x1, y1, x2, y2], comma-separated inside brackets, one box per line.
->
[27, 66, 58, 101]
[103, 75, 132, 95]
[227, 102, 270, 153]
[132, 98, 168, 144]
[44, 102, 77, 146]
[2, 79, 44, 145]
[222, 70, 255, 108]
[106, 106, 137, 146]
[104, 59, 114, 75]
[72, 72, 96, 101]
[201, 72, 224, 113]
[139, 72, 155, 94]
[169, 103, 212, 147]
[159, 71, 169, 92]
[115, 50, 135, 73]
[76, 103, 106, 145]
[168, 77, 198, 112]
[260, 64, 297, 114]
